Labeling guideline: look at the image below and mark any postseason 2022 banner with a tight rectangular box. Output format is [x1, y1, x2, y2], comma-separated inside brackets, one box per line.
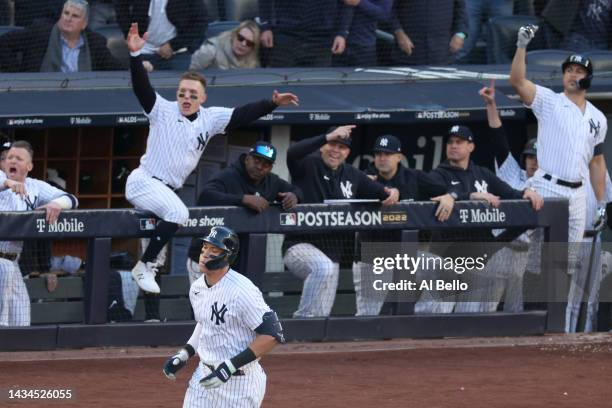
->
[0, 200, 549, 240]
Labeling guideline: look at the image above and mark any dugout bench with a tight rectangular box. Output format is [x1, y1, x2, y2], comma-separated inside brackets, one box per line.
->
[0, 200, 578, 350]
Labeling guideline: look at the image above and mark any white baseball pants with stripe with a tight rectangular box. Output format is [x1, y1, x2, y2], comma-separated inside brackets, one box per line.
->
[0, 258, 30, 326]
[183, 361, 266, 408]
[283, 243, 339, 318]
[125, 168, 189, 224]
[454, 246, 529, 313]
[352, 261, 393, 316]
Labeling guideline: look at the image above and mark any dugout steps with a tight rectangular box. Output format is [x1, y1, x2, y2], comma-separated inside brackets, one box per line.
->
[25, 270, 358, 324]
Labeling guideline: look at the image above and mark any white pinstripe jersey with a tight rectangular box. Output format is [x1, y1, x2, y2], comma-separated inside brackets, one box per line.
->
[495, 154, 528, 190]
[190, 269, 271, 365]
[139, 93, 234, 189]
[0, 177, 71, 254]
[527, 85, 607, 183]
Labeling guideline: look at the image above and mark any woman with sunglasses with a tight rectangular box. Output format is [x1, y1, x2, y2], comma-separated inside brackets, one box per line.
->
[190, 20, 261, 70]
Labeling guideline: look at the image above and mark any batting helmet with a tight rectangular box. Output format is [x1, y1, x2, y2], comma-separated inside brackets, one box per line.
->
[562, 54, 593, 90]
[202, 226, 239, 270]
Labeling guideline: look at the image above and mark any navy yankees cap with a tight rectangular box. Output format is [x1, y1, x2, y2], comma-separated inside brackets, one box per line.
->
[373, 135, 402, 154]
[249, 141, 276, 163]
[448, 125, 474, 142]
[522, 138, 537, 156]
[326, 126, 352, 148]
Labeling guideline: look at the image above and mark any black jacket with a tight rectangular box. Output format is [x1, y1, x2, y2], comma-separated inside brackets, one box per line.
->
[433, 160, 524, 200]
[287, 134, 389, 203]
[198, 154, 303, 206]
[284, 134, 390, 261]
[115, 0, 208, 53]
[258, 0, 352, 39]
[366, 163, 448, 200]
[389, 0, 467, 65]
[0, 24, 124, 72]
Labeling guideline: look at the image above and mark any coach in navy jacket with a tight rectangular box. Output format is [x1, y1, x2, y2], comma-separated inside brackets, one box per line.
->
[433, 125, 543, 208]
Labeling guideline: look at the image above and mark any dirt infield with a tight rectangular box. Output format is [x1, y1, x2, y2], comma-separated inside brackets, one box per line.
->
[2, 334, 612, 407]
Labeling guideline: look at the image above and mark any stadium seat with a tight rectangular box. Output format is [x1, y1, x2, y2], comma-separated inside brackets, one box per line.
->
[486, 15, 543, 64]
[525, 49, 571, 70]
[203, 0, 220, 22]
[94, 24, 129, 68]
[206, 20, 240, 39]
[585, 51, 612, 72]
[223, 0, 258, 21]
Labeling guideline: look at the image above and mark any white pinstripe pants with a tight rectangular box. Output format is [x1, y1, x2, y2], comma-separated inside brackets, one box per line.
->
[183, 362, 266, 408]
[283, 243, 339, 318]
[0, 258, 30, 326]
[352, 261, 393, 316]
[125, 167, 189, 225]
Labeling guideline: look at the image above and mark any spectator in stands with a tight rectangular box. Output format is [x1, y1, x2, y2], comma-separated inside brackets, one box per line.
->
[542, 0, 612, 51]
[0, 141, 78, 326]
[334, 0, 393, 66]
[258, 0, 352, 67]
[0, 0, 124, 72]
[390, 0, 468, 66]
[186, 141, 302, 286]
[115, 0, 208, 70]
[458, 0, 514, 63]
[190, 20, 261, 70]
[283, 126, 399, 318]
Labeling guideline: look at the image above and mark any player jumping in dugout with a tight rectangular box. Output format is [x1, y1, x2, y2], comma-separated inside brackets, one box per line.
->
[125, 23, 299, 294]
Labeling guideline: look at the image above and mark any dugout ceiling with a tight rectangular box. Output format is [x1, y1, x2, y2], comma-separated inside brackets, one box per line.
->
[0, 66, 544, 129]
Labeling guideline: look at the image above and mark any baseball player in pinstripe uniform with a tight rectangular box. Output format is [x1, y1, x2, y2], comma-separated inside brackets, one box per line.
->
[510, 26, 608, 251]
[163, 226, 284, 408]
[511, 26, 608, 331]
[125, 23, 298, 294]
[0, 141, 78, 326]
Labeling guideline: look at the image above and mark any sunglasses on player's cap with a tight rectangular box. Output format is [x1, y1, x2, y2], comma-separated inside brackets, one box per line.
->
[249, 141, 276, 163]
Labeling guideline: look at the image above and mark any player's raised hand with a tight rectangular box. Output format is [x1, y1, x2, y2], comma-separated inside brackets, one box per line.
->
[516, 24, 538, 49]
[272, 90, 299, 106]
[479, 79, 496, 105]
[163, 347, 192, 380]
[127, 23, 148, 53]
[326, 125, 356, 143]
[200, 360, 236, 389]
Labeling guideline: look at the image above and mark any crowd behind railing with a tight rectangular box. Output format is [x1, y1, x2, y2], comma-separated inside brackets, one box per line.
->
[0, 0, 610, 73]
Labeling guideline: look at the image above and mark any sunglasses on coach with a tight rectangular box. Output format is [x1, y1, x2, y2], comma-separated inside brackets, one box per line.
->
[236, 34, 255, 48]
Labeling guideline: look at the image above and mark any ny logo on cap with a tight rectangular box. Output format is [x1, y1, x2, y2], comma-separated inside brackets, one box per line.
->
[570, 55, 589, 67]
[379, 138, 388, 147]
[451, 125, 460, 133]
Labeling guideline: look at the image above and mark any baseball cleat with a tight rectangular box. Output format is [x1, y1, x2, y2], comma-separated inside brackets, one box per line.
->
[131, 261, 160, 294]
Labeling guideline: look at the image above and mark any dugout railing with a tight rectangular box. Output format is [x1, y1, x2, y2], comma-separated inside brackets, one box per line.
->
[0, 199, 569, 351]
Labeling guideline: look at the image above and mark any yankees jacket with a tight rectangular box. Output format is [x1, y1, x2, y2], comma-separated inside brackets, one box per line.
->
[433, 160, 524, 199]
[283, 133, 389, 261]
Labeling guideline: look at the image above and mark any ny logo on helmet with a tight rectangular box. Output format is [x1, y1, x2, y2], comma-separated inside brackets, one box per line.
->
[209, 229, 217, 239]
[211, 302, 228, 325]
